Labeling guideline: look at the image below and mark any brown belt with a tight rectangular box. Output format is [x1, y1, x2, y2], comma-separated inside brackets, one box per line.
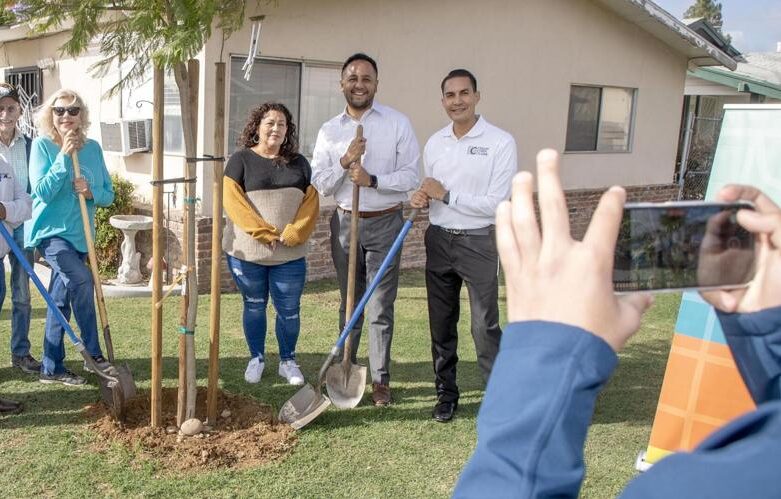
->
[338, 203, 403, 219]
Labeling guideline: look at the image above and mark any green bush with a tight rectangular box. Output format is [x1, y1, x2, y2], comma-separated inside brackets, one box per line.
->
[95, 174, 135, 277]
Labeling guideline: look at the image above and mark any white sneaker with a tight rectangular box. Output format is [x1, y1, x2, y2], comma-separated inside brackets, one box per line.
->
[278, 360, 305, 385]
[244, 356, 265, 384]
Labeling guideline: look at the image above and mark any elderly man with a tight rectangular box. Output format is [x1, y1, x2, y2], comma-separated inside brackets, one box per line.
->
[0, 83, 39, 375]
[311, 53, 420, 406]
[411, 69, 517, 422]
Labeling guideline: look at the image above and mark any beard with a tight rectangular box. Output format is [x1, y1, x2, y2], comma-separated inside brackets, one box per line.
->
[345, 92, 374, 111]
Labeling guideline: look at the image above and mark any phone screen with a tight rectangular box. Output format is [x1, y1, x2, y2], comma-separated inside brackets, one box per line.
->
[613, 202, 755, 292]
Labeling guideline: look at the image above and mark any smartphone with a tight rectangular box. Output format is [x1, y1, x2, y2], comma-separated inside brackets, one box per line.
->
[613, 201, 755, 292]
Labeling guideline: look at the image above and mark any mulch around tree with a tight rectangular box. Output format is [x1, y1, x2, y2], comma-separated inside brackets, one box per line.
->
[88, 386, 297, 471]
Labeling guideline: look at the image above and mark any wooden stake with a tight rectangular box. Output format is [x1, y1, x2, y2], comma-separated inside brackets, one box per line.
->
[206, 61, 225, 424]
[150, 65, 164, 427]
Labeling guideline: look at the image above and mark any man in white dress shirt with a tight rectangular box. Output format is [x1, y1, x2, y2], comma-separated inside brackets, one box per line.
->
[311, 53, 420, 406]
[411, 69, 517, 422]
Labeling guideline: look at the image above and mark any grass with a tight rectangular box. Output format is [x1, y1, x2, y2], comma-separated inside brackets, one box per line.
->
[0, 269, 680, 498]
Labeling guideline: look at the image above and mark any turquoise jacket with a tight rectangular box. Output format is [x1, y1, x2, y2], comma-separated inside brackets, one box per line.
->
[26, 136, 114, 253]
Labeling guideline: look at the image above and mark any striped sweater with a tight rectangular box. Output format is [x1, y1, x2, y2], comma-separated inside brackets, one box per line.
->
[222, 149, 319, 265]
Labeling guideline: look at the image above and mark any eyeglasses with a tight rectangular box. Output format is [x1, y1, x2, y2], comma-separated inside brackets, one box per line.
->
[0, 105, 19, 114]
[52, 106, 81, 117]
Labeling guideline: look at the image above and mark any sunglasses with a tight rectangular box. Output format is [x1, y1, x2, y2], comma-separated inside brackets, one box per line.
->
[52, 106, 81, 117]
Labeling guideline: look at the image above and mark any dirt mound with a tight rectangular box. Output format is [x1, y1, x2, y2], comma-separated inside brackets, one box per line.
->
[88, 387, 297, 471]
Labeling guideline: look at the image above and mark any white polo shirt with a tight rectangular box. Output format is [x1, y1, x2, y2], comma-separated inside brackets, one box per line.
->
[424, 116, 517, 230]
[311, 102, 420, 211]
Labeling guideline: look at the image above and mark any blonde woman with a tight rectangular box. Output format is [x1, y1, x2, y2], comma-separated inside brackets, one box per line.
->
[27, 89, 114, 385]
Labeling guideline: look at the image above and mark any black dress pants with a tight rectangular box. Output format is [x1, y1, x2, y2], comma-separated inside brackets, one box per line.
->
[425, 225, 502, 404]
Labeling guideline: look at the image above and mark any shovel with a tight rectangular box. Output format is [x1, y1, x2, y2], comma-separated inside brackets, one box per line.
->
[326, 124, 367, 409]
[72, 153, 137, 401]
[0, 222, 128, 421]
[279, 208, 419, 429]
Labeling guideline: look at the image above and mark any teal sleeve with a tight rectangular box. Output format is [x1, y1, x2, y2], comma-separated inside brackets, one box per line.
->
[88, 143, 115, 207]
[30, 138, 70, 204]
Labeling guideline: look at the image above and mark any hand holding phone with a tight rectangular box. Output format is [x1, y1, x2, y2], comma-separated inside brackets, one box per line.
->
[613, 201, 755, 292]
[700, 185, 781, 313]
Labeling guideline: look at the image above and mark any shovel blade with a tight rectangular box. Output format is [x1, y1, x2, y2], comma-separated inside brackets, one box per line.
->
[97, 377, 126, 422]
[325, 363, 367, 409]
[278, 383, 332, 430]
[113, 363, 137, 400]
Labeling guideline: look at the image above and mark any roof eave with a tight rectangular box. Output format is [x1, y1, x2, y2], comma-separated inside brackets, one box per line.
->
[594, 0, 738, 70]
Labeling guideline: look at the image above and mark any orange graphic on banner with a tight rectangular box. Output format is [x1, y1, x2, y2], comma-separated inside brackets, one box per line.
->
[646, 334, 754, 462]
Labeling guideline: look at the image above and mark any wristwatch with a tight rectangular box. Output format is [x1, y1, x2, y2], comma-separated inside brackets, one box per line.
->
[442, 191, 451, 205]
[369, 175, 378, 189]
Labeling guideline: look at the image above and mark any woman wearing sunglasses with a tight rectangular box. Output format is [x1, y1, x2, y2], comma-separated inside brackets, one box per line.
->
[27, 89, 115, 385]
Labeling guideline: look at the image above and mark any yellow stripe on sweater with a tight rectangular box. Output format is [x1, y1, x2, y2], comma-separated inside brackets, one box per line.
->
[223, 176, 279, 244]
[281, 185, 320, 247]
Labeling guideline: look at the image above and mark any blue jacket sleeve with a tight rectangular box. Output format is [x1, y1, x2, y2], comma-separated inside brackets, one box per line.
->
[619, 306, 781, 499]
[454, 321, 617, 499]
[715, 306, 781, 404]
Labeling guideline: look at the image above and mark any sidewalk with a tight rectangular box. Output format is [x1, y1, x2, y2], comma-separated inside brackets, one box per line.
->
[5, 260, 173, 298]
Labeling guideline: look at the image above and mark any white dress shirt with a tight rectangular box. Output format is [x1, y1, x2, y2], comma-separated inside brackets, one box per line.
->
[424, 116, 517, 230]
[311, 102, 420, 211]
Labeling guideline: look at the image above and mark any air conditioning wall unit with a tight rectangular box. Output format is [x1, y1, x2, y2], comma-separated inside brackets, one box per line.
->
[100, 119, 152, 156]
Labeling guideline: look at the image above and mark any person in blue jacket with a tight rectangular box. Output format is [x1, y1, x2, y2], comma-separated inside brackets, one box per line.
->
[454, 149, 781, 498]
[28, 89, 115, 386]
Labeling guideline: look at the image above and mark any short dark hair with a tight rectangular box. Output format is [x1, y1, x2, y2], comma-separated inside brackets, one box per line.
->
[441, 69, 477, 93]
[342, 53, 378, 76]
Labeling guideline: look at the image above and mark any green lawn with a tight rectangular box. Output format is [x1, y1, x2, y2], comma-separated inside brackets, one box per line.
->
[0, 270, 680, 498]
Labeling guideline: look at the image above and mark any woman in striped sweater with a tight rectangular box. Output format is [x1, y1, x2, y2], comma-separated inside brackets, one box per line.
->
[223, 103, 319, 385]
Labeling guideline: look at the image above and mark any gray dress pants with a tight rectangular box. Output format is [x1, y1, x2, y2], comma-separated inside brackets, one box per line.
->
[330, 208, 404, 385]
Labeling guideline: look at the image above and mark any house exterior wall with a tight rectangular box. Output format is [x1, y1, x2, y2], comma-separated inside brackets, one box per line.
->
[0, 32, 201, 209]
[2, 0, 692, 288]
[196, 0, 688, 201]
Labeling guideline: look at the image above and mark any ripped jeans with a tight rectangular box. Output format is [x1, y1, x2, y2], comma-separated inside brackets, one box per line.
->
[225, 254, 306, 361]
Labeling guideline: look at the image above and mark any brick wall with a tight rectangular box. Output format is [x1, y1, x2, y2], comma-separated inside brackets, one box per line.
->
[133, 183, 677, 292]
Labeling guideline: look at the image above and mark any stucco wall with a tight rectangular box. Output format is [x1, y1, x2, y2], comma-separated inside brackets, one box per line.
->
[196, 0, 688, 203]
[3, 0, 691, 213]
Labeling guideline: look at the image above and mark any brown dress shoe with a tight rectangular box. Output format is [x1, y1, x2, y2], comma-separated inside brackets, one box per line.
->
[371, 383, 391, 406]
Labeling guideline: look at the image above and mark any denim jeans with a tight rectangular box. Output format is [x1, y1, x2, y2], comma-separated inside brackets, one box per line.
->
[226, 254, 306, 361]
[8, 226, 34, 357]
[39, 237, 102, 375]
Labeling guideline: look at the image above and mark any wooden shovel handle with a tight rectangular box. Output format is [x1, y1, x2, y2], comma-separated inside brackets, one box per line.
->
[342, 124, 363, 366]
[72, 153, 114, 362]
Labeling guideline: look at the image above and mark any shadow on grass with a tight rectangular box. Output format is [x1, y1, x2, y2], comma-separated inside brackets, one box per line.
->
[0, 354, 487, 430]
[592, 337, 670, 426]
[0, 307, 51, 321]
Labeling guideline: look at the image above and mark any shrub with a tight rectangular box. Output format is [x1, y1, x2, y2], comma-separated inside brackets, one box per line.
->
[95, 174, 135, 276]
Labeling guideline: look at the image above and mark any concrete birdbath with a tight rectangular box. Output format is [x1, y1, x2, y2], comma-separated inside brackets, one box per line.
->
[110, 214, 153, 285]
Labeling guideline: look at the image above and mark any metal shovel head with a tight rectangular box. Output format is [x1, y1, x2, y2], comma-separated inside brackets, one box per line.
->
[278, 383, 332, 430]
[325, 362, 367, 409]
[96, 377, 126, 422]
[112, 363, 137, 400]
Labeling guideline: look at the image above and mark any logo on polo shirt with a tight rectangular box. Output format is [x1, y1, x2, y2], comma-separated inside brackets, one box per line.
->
[468, 146, 489, 156]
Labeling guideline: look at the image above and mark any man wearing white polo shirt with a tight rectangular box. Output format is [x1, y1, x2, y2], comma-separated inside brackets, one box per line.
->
[312, 53, 420, 406]
[411, 69, 517, 422]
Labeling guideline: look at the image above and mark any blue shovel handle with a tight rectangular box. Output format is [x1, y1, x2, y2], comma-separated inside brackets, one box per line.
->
[335, 208, 419, 350]
[317, 209, 419, 384]
[0, 223, 86, 353]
